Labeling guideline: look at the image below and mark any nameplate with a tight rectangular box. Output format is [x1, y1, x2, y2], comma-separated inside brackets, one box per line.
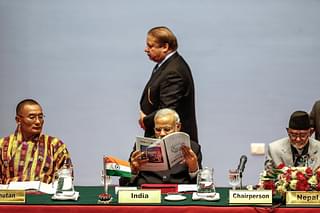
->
[286, 191, 320, 206]
[118, 190, 161, 203]
[0, 190, 25, 203]
[229, 190, 272, 205]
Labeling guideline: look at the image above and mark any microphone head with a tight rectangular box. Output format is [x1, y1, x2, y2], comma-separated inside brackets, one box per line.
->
[240, 155, 247, 163]
[238, 155, 248, 173]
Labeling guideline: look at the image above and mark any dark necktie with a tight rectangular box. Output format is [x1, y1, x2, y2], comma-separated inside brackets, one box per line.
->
[152, 64, 159, 74]
[291, 144, 309, 166]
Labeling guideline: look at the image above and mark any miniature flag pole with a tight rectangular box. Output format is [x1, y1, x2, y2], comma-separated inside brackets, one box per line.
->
[103, 155, 111, 194]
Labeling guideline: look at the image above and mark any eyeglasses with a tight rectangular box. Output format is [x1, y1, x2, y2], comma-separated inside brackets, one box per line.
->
[18, 114, 45, 121]
[288, 132, 309, 140]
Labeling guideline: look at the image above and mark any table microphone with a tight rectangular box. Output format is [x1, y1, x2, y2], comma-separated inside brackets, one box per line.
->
[237, 155, 247, 189]
[237, 155, 247, 174]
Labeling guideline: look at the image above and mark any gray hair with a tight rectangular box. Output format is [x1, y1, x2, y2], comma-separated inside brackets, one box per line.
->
[154, 108, 180, 123]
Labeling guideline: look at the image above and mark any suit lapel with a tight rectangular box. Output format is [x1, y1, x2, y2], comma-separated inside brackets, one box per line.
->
[307, 139, 319, 169]
[146, 52, 179, 85]
[140, 52, 180, 105]
[140, 66, 158, 103]
[141, 65, 162, 102]
[281, 141, 294, 166]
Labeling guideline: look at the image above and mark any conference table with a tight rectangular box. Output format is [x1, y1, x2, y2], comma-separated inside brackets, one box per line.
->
[0, 186, 319, 213]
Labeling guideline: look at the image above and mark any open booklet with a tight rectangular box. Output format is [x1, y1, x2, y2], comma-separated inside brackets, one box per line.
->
[135, 132, 191, 171]
[0, 181, 56, 194]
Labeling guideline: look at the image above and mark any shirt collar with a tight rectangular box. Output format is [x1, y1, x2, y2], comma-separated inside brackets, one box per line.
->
[157, 51, 176, 68]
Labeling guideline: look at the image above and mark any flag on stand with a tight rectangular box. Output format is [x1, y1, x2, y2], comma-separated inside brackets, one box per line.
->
[104, 156, 132, 178]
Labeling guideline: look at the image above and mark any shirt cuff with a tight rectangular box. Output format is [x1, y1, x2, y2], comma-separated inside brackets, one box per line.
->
[189, 168, 199, 179]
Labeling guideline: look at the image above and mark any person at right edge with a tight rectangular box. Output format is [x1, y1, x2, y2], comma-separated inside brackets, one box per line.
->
[138, 26, 198, 143]
[310, 100, 320, 140]
[265, 110, 320, 172]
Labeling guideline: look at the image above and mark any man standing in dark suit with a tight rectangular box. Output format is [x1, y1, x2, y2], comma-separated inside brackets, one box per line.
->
[139, 26, 198, 143]
[310, 100, 320, 140]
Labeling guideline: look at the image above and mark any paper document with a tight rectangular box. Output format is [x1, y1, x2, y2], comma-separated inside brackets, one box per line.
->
[6, 181, 56, 194]
[178, 184, 197, 192]
[135, 132, 190, 171]
[8, 181, 40, 190]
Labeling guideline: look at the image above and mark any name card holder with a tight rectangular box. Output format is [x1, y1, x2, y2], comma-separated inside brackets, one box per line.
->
[118, 190, 161, 204]
[229, 190, 272, 205]
[0, 190, 25, 203]
[286, 191, 320, 206]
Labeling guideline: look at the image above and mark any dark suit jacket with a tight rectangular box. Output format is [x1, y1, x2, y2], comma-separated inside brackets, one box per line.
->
[140, 52, 198, 143]
[129, 140, 202, 186]
[310, 100, 320, 140]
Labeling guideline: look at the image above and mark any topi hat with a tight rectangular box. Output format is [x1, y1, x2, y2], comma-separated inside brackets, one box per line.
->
[288, 111, 310, 130]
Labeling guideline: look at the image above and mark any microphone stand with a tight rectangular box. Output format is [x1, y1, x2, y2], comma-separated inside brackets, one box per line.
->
[103, 157, 107, 193]
[239, 171, 243, 189]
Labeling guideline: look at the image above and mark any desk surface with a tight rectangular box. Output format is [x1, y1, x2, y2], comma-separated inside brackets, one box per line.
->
[0, 186, 319, 213]
[26, 186, 231, 205]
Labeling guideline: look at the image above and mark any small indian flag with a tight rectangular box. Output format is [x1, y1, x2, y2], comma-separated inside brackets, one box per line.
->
[104, 156, 132, 178]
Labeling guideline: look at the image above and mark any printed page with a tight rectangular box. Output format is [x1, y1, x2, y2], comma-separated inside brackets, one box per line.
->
[135, 136, 169, 171]
[7, 181, 55, 194]
[8, 181, 40, 190]
[178, 184, 197, 192]
[135, 136, 158, 151]
[0, 184, 8, 189]
[39, 182, 56, 194]
[163, 132, 191, 168]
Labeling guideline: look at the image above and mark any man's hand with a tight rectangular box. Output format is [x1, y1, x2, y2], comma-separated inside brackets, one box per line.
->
[138, 110, 146, 130]
[181, 145, 199, 173]
[130, 150, 149, 175]
[264, 159, 275, 176]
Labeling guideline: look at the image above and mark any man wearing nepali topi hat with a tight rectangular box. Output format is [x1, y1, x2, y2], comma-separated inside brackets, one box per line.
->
[265, 110, 320, 171]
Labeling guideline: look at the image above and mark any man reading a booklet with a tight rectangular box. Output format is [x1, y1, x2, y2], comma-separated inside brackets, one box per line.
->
[0, 99, 72, 184]
[123, 108, 202, 186]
